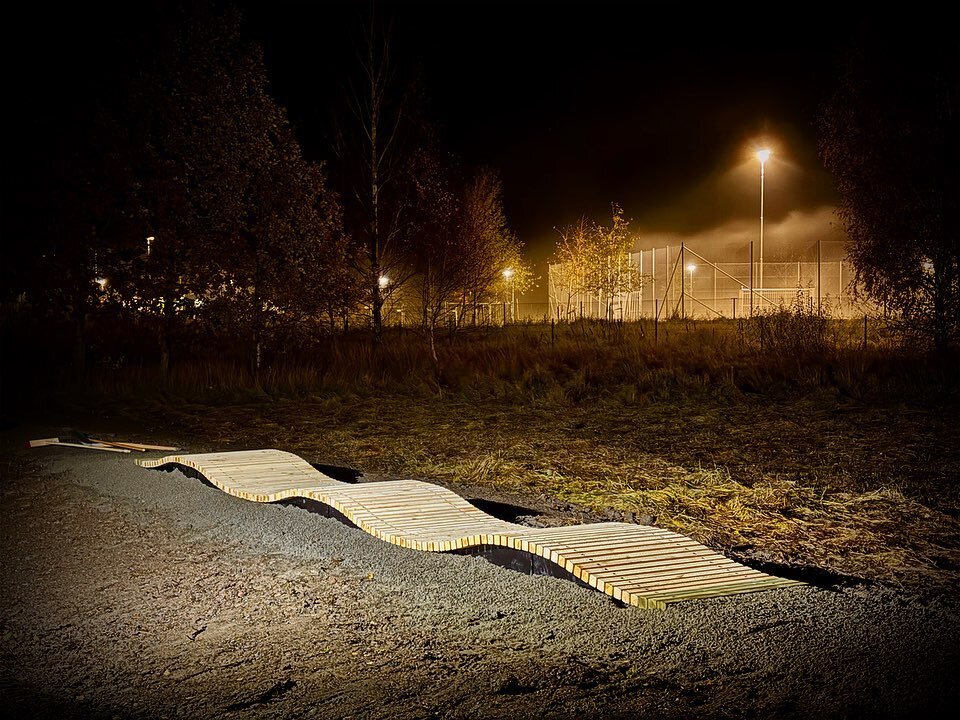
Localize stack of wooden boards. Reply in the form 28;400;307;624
29;435;178;453
139;449;803;609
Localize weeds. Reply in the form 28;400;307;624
9;317;959;592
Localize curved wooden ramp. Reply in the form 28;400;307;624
139;450;802;609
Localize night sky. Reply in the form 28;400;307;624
247;0;883;297
7;1;924;301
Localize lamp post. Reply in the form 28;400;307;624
377;275;390;321
686;264;696;317
502;268;515;322
755;148;771;299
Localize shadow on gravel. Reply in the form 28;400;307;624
465;498;542;522
275;496;359;528
736;555;868;590
309;463;362;483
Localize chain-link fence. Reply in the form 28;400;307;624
548;245;877;321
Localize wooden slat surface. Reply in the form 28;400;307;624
139;449;802;609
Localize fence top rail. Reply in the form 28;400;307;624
742;287;814;293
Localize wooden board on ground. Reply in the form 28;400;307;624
28;437;131;453
139;449;804;610
90;439;180;452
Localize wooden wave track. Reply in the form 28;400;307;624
138;449;802;609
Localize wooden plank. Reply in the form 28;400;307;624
33;439;131;453
538;536;705;562
622;568;773;594
90;440;181;451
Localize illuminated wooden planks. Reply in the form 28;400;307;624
138;450;803;608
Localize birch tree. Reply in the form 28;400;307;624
334;14;419;343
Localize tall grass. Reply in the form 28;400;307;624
52;314;954;406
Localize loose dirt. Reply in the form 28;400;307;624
2;440;958;719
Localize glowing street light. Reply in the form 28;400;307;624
378;275;390;289
755;148;772;294
686;264;696;313
146;236;154;256
502;268;515;322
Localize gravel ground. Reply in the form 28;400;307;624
1;439;959;719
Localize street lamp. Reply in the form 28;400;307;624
502;268;515;322
378;275;390;289
755;148;772;295
686;264;696;315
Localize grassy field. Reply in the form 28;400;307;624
26;317;960;592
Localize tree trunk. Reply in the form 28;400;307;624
72;312;86;381
250;241;265;383
933;267;948;351
428;314;442;398
371;271;383;343
159;294;174;381
369;36;382;346
252;296;263;384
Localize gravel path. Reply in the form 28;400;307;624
2;442;958;719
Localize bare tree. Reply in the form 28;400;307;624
458;169;532;321
554;205;642;319
554;218;594;319
334;12;418;343
411;163;529;356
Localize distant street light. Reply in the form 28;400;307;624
146;236;154;256
755;148;772;296
686;264;696;313
502;268;515;322
378;275;390;289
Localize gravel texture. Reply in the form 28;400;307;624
1;441;958;719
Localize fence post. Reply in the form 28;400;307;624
839;261;844;315
551;318;555;348
817;237;822;314
654;298;659;344
681;242;686;320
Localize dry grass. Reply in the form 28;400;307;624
102;386;960;593
20;317;960;593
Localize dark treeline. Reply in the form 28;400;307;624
1;2;529;393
